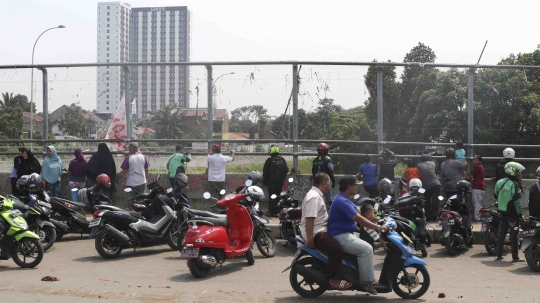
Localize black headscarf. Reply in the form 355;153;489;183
85;143;117;188
17;150;42;179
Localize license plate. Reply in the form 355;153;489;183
88;217;101;227
180;248;199;258
518;229;535;238
480;223;488;232
439;220;455;226
478;217;492;223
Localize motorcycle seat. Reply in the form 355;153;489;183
53;197;87;209
529;216;540;222
186;208;227;219
128;211;142;219
70;201;87;209
189;216;228;227
12;199;30;211
136;193;151;199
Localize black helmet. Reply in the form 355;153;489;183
174;173;189;189
379;178;395;196
445;147;455;159
27;173;42;193
456;180;471;192
249;170;263;185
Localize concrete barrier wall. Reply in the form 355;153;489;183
0;173;534;211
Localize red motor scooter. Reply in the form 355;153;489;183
180;180;258;278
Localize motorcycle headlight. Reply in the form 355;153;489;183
280;191;287;197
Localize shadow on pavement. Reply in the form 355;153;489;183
428;247;469;258
0;264;40;272
168;259;245;282
480;259;516;268
72;247;173;263
275;293;425;302
56;235;92;243
469;252;492;258
507;264;537;275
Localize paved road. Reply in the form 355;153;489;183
0;234;538;303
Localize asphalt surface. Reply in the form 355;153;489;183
1;233;539;303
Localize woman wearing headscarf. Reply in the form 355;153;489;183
17;149;42;179
68;148;88;202
40;145;68;197
85;143;117;196
10;147;26;195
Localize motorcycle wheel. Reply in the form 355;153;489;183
246;248;255;265
289;257;327;298
166;225;179;251
35;225;56;252
94;230;123;259
392;264;430;299
11;238;44;268
484;224;497;256
525;242;540;272
255;230;276;258
187;259;211;278
425;232;432;247
445;235;457;256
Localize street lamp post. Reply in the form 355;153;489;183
195;72;234;125
30;25;65;150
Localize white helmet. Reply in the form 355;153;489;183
246;186;265;202
408;178;422;190
503;148;515;159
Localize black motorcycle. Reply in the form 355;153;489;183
438;185;474;255
8;193;56;251
520;216;540;271
478;199;525;256
275;177;301;247
91;176;179;259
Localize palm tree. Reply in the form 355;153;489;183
0;92;16;114
149;104;187;139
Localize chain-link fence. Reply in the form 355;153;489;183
1;62;540;178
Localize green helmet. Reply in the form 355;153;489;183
504;161;525;176
269;145;280;154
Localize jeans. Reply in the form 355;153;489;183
424;185;441;220
46;181;61;198
496;216;520;260
208;181;227;213
334;232;375;282
11;177;20;196
472;189;485;220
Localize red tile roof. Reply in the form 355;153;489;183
177;108;228;118
223;132;259;140
22;112;43;121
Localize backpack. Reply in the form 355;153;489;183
268;156;288;182
312;155;330;176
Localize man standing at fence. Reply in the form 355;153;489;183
121;143;150;203
378;149;397;182
263;145;289;216
312;143;335;204
166;144;192;188
417;153;441;221
207;144;235;207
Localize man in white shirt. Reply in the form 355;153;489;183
300;172;352;290
120;143;150;203
207;144;235;202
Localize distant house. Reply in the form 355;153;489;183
22;112;43;136
176;108;229;139
48;105;105;138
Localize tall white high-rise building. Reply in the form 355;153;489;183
96;3;190;117
96;2;131;113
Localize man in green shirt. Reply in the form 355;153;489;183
166;144;192;188
494;161;525;262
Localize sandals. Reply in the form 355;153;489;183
360;281;379;295
329;279;353;290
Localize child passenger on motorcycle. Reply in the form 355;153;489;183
360;203;386;246
300;172;353;290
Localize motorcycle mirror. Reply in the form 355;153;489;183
418;188;426;194
383;197;391;204
374;203;380;211
438;196;444;201
203;192;211;199
245;179;253;187
219;189;226;195
71;188;78;192
353;194;360;199
271;194;277;199
124;188;132;193
288;177;294;182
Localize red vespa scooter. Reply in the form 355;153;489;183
180;180;261;278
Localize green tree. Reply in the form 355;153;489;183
0;93;35;114
229;105;269;139
58;104;89;137
149;104;187;139
0;106;24;139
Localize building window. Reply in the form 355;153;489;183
107;59;109;62
107;35;109;39
107;83;109;87
107;6;110;9
107;77;109;80
107;95;109;98
107;41;109;45
107;12;110;15
107;30;110;33
107;24;110;27
107;88;109;92
107;53;109;57
107;47;109;51
106;107;109;110
107;18;110;21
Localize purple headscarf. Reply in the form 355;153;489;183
69;148;87;179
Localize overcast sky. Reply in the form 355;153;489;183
0;0;538;116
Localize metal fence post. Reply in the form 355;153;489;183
38;67;48;152
123;66;132;140
377;66;383;152
292;65;299;172
468;68;474;171
206;65;213;147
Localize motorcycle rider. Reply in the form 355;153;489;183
312;143;335;205
494;162;525;262
377;149;397;182
300;172;352;290
263;145;288;216
328;175;389;295
527;167;540;218
492;148;515;182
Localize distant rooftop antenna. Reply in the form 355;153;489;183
476;40;488;66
